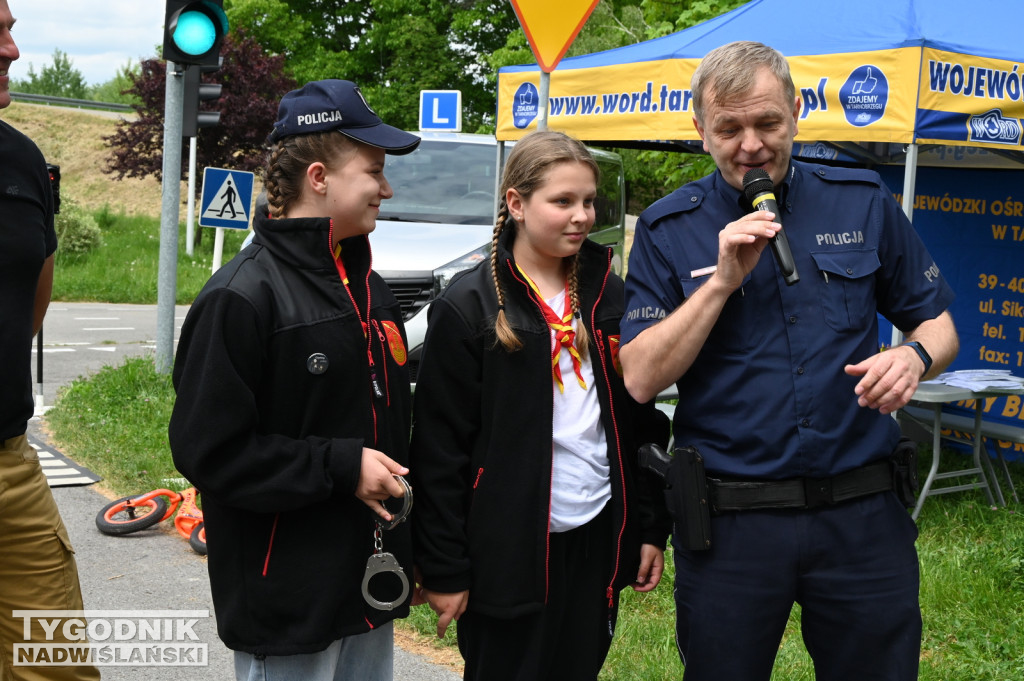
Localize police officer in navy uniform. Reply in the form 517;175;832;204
620;41;959;680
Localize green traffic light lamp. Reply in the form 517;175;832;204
164;1;228;67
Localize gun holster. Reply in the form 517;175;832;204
891;437;919;508
639;443;711;551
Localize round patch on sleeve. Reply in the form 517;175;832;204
382;321;407;366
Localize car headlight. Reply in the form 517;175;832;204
433;244;490;296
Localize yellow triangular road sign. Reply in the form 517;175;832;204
510;0;599;73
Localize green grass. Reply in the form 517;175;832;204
46;356;181;494
53;207;248;304
45;206;1024;678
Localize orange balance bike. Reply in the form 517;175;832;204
95;487;206;555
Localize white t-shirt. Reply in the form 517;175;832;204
546;289;611;532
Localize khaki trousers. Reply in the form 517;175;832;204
0;435;99;681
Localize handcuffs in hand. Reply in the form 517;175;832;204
361;475;413;611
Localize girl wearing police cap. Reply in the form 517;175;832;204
170;80;419;681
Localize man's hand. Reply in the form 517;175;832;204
844;345;924;415
632;544;664;593
356;448;409;522
422;589;469;638
714;210;781;290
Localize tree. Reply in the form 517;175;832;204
216;0;747;207
224;0;519;132
568;0;648;56
89;61;141;106
103;31;296;188
12;49;88;99
629;0;750;197
222;0;318;79
646;0;750;38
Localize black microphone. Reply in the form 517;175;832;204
742;168;799;285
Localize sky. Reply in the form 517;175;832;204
9;1;165;85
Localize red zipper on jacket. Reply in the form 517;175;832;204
596;326;627;608
262;513;280;577
371;320;391;406
505;259;554;603
330;223;380;440
592;249;628;610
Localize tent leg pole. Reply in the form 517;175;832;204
901;142;918;221
892;142;919;350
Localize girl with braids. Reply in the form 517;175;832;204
170;80;420;681
410;130;670;680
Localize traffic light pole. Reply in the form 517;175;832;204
159;1;228;371
186;136;197;256
157;62;185;374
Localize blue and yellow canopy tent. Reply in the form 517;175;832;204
497;0;1024;458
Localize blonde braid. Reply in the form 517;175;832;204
567;253;590;359
263;144;288;218
492;207;522;352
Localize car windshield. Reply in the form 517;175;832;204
380;141;498;225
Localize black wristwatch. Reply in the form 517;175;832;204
902;341;933;375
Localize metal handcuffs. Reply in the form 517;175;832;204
361;475;413;611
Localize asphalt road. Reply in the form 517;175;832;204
29;303;461;680
30;302;188;409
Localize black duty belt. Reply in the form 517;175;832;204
709;460;894;513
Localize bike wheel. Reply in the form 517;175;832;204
189;522;207;555
95;495;169;536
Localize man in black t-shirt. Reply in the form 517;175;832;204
0;2;99;678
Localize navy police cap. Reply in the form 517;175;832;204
268;79;420;155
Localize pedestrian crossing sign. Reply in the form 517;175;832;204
200;167;255;229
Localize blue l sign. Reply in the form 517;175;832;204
419;90;462;132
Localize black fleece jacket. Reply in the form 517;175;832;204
169;212;412;656
410;231;670;619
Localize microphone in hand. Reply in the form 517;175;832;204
742;168;799;285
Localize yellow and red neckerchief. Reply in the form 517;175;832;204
517;265;586;393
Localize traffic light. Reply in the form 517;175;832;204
182;62;223;137
163;1;228;67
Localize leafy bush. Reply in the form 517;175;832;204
55;196;102;255
55;198;101;254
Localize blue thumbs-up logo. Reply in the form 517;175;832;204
840;65;889;127
513;82;540;129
